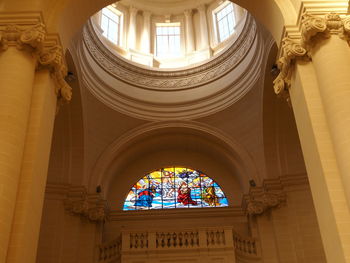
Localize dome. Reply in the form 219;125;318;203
81;1;264;120
90;0;247;70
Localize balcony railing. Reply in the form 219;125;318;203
97;227;261;263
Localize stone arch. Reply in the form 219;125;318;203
88;121;260;206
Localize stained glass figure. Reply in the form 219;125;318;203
123;167;229;210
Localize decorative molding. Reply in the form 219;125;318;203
63;185;109;222
0;14;72;102
83;14;256;91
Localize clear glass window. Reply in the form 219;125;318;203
156;24;181;58
101;7;121;44
215;3;235;42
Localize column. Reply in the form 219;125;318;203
290;59;350;263
184;9;195;54
141;11;151;54
6;68;57;262
0;16;71;263
197;5;209;51
0;23;43;262
128;6;138;50
273;13;350;262
304;15;350;206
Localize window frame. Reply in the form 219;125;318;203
154;22;182;58
100;6;123;45
212;2;236;44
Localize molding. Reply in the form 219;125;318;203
0;12;71;102
109;207;245;221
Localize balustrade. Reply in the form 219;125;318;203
96;227;261;262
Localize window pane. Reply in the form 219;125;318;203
101;7;121;44
156;24;181;58
215;3;235;43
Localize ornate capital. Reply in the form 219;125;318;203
0;23;45;51
184;9;193;18
273;37;307;96
242;187;286;216
0;15;72;103
64;186;108;223
301;13;350;47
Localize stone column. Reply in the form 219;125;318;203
0;16;71;263
302;14;350;206
197;5;210;51
184;9;195;53
128;6;138;50
273;13;350;263
141;11;151;54
0;23;44;262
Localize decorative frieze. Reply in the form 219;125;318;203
63;186;109;222
0;16;72;102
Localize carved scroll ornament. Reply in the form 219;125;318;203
273;38;307;96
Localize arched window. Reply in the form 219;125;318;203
123;167;228;210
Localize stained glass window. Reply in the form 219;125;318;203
123;167;229;210
215;3;235;42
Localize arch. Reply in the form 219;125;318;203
123;166;229;210
88;121;260;203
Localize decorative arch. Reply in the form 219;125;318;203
123;167;229;210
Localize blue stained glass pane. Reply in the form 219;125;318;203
123;167;229;210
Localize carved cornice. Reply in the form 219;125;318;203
63;186;109;222
83;14;256;91
242;183;287;216
0;14;72;102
